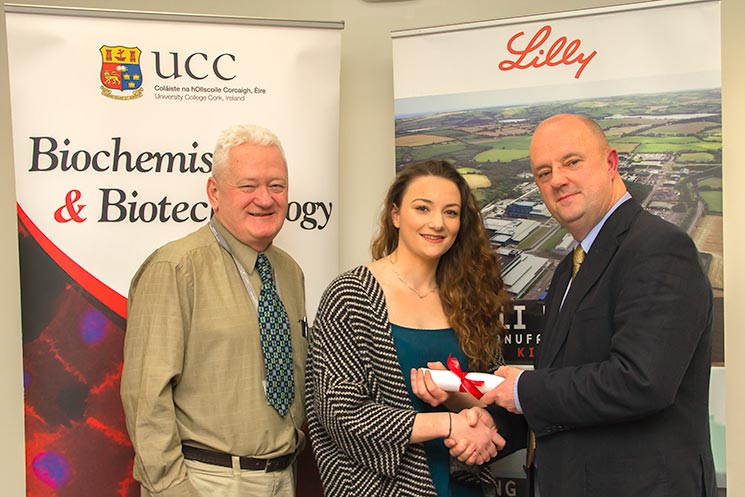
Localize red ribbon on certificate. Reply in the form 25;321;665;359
446;354;484;399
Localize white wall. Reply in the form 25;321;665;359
0;5;23;496
721;0;744;490
2;0;742;495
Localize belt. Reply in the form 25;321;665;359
182;445;294;472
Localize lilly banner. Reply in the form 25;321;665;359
5;6;341;496
393;0;724;493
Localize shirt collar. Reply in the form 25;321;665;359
211;217;269;273
578;192;632;253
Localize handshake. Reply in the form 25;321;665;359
445;406;505;466
411;361;517;466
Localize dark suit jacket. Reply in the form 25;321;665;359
519;198;717;497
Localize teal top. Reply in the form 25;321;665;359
391;324;482;497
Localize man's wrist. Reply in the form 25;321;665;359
513;370;526;414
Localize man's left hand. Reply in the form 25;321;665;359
479;366;522;414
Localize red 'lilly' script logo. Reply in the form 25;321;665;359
499;25;597;79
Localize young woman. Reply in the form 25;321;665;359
306;160;520;496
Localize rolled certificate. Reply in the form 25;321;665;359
423;368;504;395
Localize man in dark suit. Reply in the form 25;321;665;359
480;114;717;497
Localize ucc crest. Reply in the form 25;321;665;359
99;45;143;100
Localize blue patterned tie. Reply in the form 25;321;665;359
255;253;295;416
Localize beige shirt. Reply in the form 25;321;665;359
121;219;307;497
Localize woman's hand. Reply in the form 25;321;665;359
410;361;450;407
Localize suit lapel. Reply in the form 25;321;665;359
537;256;571;368
538;199;642;368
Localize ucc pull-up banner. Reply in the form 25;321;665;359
5;6;341;496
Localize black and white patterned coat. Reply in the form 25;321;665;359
305;266;506;497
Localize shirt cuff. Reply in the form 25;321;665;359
513;370;525;414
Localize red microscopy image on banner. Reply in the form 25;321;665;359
18;216;138;497
17;212;325;497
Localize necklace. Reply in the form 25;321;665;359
389;256;438;299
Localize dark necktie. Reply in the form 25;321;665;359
572;245;586;279
255;253;294;416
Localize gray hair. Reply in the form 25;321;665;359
211;124;287;178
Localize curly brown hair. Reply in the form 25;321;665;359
371;160;510;371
